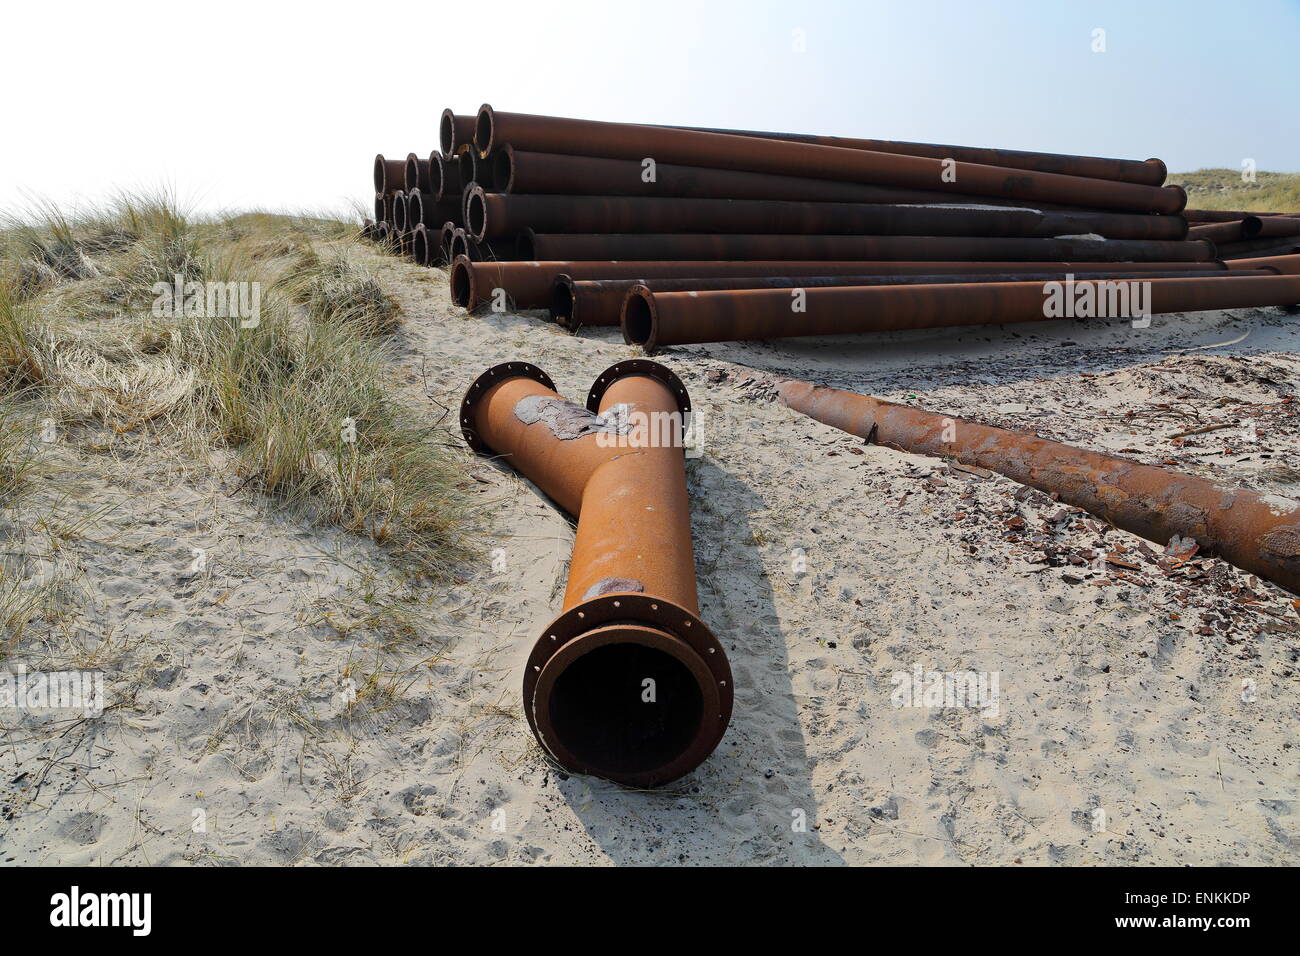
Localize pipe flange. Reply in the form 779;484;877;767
585;359;692;417
522;593;734;748
460;361;556;454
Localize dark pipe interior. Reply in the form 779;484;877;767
392;194;407;231
450;261;471;306
466;192;486;240
439;111;454;155
405;156;420;192
546;643;703;777
413;228;428;266
622;293;654;344
430;155;444;199
551;279;575;325
491;151;512;192
372;155;385;193
474;109;493;155
373;195;385;224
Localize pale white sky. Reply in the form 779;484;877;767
4;0;1297;220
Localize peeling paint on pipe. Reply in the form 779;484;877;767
460;361;731;786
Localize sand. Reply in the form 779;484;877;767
2;252;1298;866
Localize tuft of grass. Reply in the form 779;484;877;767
281;245;399;336
1170;169;1300;213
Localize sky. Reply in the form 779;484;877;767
3;0;1297;219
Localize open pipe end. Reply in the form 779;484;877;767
1242;216;1265;240
496;144;516;193
412;224;429;266
373;154;387;193
391;191;408;232
404;153;421;193
459;361;556;454
550;274;577;329
439;109;456;155
373;193;386;225
429;151;445;200
475;103;495;157
451;228;475;263
449;254;477;308
525;596;732;788
586;358;691;417
438;222;456;266
621;285;660;352
457;151;476;191
466;185;488;243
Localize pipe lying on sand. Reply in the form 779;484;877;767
621;273;1300;349
551;269;1266;330
373;154;406;194
460;360;731;787
776;379;1300;595
449;257;1230;311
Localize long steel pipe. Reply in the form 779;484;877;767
622;274;1300;349
450;257;1228;311
466;190;1187;242
776;380;1300;595
553;269;1265;330
411;223;433;267
474;106;1187;214
461;360;732;787
373;154;406;194
407;190;461;230
1224;254;1300;274
500;148;1100;210
524;233;1214;263
373;191;392;227
1189;219;1262;243
657;124;1168;186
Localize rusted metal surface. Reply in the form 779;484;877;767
457;151;476;196
466;189;1187;242
440;109;477;156
1224;254;1300;274
658;124;1168;186
623;274;1300;349
406;190;461;230
460;360;731;787
431;150;463;204
373;154;406;194
1216;238;1300;259
776;380;1300;595
436;221;457;266
1255;217;1300;239
1188;219;1262;243
500;147;1099;210
450;227;474;263
475;106;1186;214
553;269;1262;330
404;152;431;193
525;233;1214;263
1185;208;1278;222
450;257;1226;311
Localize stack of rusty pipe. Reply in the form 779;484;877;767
460;359;731;787
369;106;1298;348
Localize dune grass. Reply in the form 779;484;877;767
0;192;473;579
1169;169;1300;213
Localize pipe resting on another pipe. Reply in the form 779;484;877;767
461;360;732;787
776;380;1300;595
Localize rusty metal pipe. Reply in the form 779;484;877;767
1216;238;1300;258
435;221;456;266
776;380;1300;595
623;274;1300;349
431;151;463;204
440;110;476;156
411;223;432;266
475;106;1187;214
449;257;1227;311
406;190;461;230
390;190;408;233
526;233;1214;263
500;147;1102;210
373;192;392;227
373;154;406;194
1254;217;1300;239
467;189;1187;243
1188;219;1262;243
405;152;431;193
460;360;731;787
374;221;395;251
1224;254;1300;274
654;125;1168;186
553;269;1264;330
